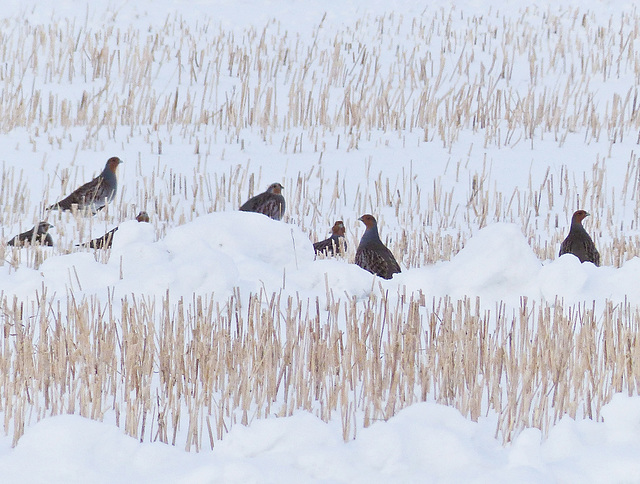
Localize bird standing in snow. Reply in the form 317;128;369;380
48;157;122;214
355;214;401;279
240;183;285;220
559;210;600;266
8;222;54;247
313;220;347;256
79;211;150;249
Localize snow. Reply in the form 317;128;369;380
7;214;630;310
5;397;640;483
0;0;639;481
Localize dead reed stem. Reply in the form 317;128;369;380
1;289;640;448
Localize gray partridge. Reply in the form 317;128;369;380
355;214;401;279
314;220;347;256
8;222;53;247
559;210;600;266
49;157;122;214
240;183;285;220
79;211;149;249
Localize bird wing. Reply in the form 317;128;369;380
313;237;334;255
8;227;52;247
314;236;337;255
356;245;401;279
50;175;112;211
6;230;29;246
239;193;264;212
84;227;118;249
240;193;284;220
559;234;600;266
314;236;346;256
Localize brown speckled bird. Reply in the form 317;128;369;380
240;183;285;220
79;211;150;249
559;210;600;266
8;222;53;247
355;214;401;279
313;220;347;256
48;157;122;214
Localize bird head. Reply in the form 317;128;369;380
267;183;284;195
358;214;377;229
37;221;53;233
572;210;590;224
106;157;123;173
136;211;150;223
332;220;346;236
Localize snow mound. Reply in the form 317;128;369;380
36;212;316;301
441;222;542;299
4;396;640;482
8;218;640;310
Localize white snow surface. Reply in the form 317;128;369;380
0;0;639;482
3;396;640;483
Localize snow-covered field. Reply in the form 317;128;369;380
1;0;640;481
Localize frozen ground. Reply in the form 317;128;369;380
0;0;639;482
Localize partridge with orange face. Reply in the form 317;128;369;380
313;220;347;256
240;183;285;220
355;214;401;279
559;210;600;266
49;157;122;214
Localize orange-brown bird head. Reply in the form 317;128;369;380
267;183;284;195
136;211;150;223
332;220;346;236
358;214;377;229
106;157;123;173
572;210;590;225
